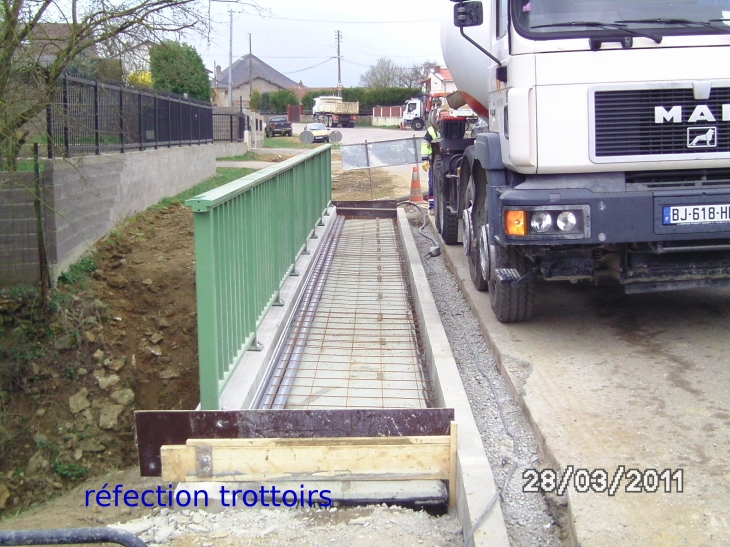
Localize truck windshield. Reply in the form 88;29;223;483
512;0;730;40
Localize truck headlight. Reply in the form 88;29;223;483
530;211;552;233
503;205;590;239
557;211;577;232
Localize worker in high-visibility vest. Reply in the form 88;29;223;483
421;122;440;211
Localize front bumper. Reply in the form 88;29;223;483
495;186;730;245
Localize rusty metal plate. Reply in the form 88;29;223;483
333;200;398;219
136;408;454;476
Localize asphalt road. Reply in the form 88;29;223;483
440;241;730;547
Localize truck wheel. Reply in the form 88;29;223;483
434;156;458;244
488;245;535;323
462;175;488;291
326;116;332;128
412;118;425;131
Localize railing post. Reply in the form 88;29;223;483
94;81;100;154
138;92;143;151
191;209;220;410
62;73;70;158
229;114;233;142
119;88;125;154
154;94;159;149
46;102;54;159
168;98;172;148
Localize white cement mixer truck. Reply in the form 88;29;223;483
433;0;730;322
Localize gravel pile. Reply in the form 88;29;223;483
407;211;568;547
110;504;462;547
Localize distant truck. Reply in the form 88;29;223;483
312;96;358;128
401;95;476;131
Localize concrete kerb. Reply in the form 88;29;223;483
218;205;336;410
433;227;579;547
396;209;510;547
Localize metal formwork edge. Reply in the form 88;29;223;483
395;209;511;547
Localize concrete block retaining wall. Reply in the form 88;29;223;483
0;140;249;286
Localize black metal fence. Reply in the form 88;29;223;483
46;73;214;158
213;113;249;142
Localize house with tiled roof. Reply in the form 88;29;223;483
421;66;457;97
212;54;307;107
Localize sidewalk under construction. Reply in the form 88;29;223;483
135;198;511;547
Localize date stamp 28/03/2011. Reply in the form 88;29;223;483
522;466;684;496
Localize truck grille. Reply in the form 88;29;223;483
594;87;730;157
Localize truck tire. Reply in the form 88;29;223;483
462;173;488;291
326;116;332;128
488;245;535;323
412;118;425;131
434;156;458;244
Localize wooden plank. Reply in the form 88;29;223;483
161;435;451;483
136;408;455;476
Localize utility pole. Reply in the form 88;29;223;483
249;33;253;109
336;30;342;97
228;10;233;107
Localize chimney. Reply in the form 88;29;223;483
216;64;221;77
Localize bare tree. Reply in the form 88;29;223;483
358;57;402;89
0;0;259;170
358;57;440;90
395;61;440;89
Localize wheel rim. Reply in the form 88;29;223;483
462;205;472;256
479;225;490;281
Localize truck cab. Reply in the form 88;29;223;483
436;0;730;322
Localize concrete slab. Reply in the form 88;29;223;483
438;234;730;547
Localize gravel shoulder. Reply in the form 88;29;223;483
406;211;569;547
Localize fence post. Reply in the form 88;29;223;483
154;94;159;149
168;98;172;148
178;99;182;146
119;88;125;154
229;114;233;142
46;103;54;159
62;73;70;158
32;144;49;308
138;92;143;151
94;81;100;155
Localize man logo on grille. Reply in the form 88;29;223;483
687;127;717;148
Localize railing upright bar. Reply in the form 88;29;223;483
191;208;220;410
93;81;100;155
62;73;70;158
119;88;125;154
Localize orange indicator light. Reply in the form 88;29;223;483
504;210;527;236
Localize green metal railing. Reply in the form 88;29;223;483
186;145;332;409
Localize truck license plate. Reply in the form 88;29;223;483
662;204;730;226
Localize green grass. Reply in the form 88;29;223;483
218;151;264;162
58;256;96;286
263;136;317;149
154;167;256;209
0;159;46;173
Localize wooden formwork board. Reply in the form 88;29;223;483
136;408;455;477
161;423;458;506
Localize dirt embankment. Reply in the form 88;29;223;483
1;202;199;516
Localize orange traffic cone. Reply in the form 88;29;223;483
409;166;425;203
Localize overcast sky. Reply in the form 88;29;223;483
187;0;449;88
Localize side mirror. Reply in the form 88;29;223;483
453;1;483;27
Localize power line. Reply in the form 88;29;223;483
255;15;439;24
284;57;336;74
